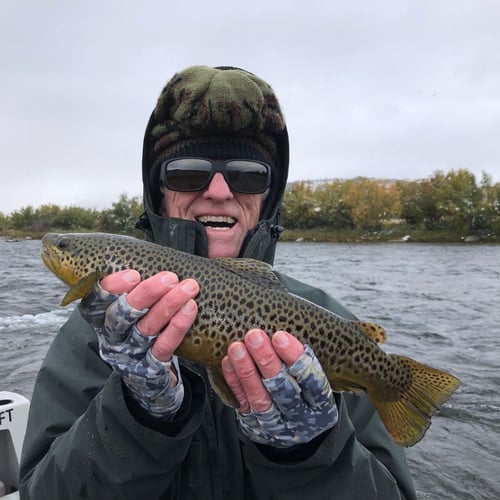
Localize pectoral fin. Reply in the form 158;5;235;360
61;271;105;306
206;367;239;408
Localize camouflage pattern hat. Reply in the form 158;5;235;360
142;65;289;220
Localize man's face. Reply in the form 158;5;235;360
160;172;266;258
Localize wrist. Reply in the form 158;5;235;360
255;429;331;463
123;377;192;434
122;353;185;420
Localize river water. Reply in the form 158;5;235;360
0;238;498;499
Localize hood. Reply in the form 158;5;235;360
137;66;290;264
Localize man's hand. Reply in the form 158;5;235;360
221;329;338;448
79;269;199;419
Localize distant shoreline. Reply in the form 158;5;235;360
278;228;496;244
1;228;497;244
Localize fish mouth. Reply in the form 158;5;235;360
196;215;237;230
41;242;59;276
40;233;68;281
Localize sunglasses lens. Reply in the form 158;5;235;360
164;159;212;191
226;160;270;194
162;158;271;194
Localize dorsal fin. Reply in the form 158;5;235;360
215;257;286;291
355;321;387;344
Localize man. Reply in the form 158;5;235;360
20;66;416;499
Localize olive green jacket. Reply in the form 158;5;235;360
20;272;416;500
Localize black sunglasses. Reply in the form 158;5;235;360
159;157;272;195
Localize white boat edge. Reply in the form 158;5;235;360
1;493;19;500
0;391;30;500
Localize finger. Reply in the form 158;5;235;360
288;345;334;409
221;356;250;414
271;331;305;365
261;366;304;414
145;349;180;387
79;281;122;328
126;271;180;310
151;299;198;362
136;279;199;335
227;341;272;413
101;294;149;343
243;329;283;379
100;269;141;295
236;405;282;446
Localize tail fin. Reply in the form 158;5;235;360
368;355;461;447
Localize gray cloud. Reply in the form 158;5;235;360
1;0;499;213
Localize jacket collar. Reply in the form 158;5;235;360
136;208;282;264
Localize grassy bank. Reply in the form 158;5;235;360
279;226;496;243
1;227;496;244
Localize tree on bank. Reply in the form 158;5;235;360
1;170;499;240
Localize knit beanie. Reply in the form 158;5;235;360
143;65;288;214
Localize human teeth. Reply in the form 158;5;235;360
197;216;236;225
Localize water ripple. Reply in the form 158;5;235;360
1;239;499;499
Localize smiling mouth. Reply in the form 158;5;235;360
196;215;237;230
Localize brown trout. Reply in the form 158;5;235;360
41;232;460;446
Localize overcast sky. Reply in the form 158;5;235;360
1;0;499;214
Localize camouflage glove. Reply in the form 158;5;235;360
237;345;338;448
79;282;184;420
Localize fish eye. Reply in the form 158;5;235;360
57;237;70;250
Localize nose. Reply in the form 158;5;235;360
203;172;234;201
